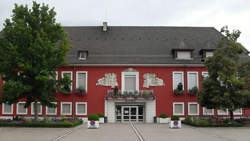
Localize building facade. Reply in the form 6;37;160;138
0;24;250;122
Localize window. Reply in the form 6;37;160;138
76;102;87;115
122;72;139;92
176;51;192;60
173;102;184;115
173;72;184;90
61;71;73;91
31;102;42;115
2;103;13;114
61;102;72;115
187;72;198;90
217;109;228;115
188;102;199;115
203;107;214;115
78;51;88;60
205;51;214;57
76;71;87;92
17;102;27;115
46;102;57;115
202;72;209;79
233;109;242;115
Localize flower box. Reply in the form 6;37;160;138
159;118;170;123
169;120;181;128
88;120;99;129
99;117;105;124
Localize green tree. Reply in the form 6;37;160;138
198;26;250;120
0;2;72;120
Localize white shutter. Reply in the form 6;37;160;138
62;104;71;115
18;103;27;114
47;107;56;114
77;73;86;89
189;104;198;115
77;104;86;114
3;103;12;114
188;72;198;90
173;72;183;89
177;51;191;59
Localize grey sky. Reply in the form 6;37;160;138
0;0;249;51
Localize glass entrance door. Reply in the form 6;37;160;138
122;106;138;122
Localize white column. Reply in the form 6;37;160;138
145;100;156;123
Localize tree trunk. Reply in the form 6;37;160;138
229;109;234;120
34;101;38;121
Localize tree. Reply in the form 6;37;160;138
0;2;71;120
198;26;250;120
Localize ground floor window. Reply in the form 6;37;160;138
217;109;228;115
173;102;184;115
2;103;13;114
46;102;57;115
233;109;242;115
188;102;199;115
31;102;42;115
61;102;72;115
203;107;214;115
17;102;27;115
76;102;87;115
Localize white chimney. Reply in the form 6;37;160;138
103;21;108;32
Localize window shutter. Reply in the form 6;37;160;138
188;73;197;90
173;73;183;89
125;75;136;91
4;104;12;113
189;104;198;114
175;104;183;114
77;73;86;89
63;104;71;114
77;104;86;114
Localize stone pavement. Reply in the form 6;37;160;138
1;123;250;141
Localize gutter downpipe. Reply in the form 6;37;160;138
184;65;188;118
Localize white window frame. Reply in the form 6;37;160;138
79;51;87;60
75;102;87;115
187;72;199;90
61;102;72;115
233;108;242;115
17;102;28;115
31;102;42;115
217;109;228;115
188;102;199;115
121;71;139;92
76;71;88;92
56;71;58;80
203;107;214;115
61;71;73;91
172;72;184;90
173;102;184;116
202;72;209;79
2;103;13;115
176;51;192;60
46;102;57;115
205;51;214;58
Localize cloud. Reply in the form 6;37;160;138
0;0;249;51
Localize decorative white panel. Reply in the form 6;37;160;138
96;73;118;88
143;73;164;88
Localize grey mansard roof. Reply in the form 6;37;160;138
64;26;226;66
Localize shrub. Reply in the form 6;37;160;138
171;115;180;121
88;114;99;121
173;83;184;95
98;113;104;118
199;120;211;126
159;113;168;118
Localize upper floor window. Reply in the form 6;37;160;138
173;72;184;90
187;72;198;90
122;71;139;92
76;71;88;92
78;51;88;60
176;51;192;60
61;71;73;91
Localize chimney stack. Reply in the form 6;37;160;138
103;21;108;32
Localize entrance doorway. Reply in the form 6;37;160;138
116;105;144;122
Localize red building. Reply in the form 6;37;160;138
1;23;250;122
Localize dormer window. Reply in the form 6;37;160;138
172;49;193;60
205;51;213;58
78;51;88;60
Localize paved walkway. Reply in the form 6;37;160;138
1;123;250;141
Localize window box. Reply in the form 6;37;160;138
188;86;199;96
173;83;184;96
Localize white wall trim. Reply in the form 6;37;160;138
61;71;73;90
31;102;42;115
217;109;229;115
233;108;243;115
203;107;214;115
2;103;13;115
187;71;199;90
172;71;184;90
17;102;27;115
188;102;199;115
75;102;87;115
76;71;88;92
61;102;72;115
121;71;139;92
173;102;184;116
46;102;57;115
